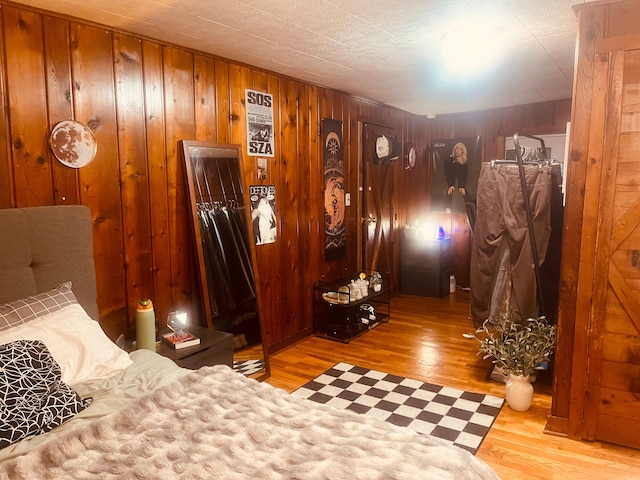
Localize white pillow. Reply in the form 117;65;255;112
0;303;132;385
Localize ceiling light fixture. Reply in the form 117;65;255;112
441;17;503;76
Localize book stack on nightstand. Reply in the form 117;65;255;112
162;331;201;349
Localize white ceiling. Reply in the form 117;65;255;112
9;0;585;115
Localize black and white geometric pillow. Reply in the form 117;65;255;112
0;339;92;449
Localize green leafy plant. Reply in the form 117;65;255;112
370;271;382;285
464;316;557;377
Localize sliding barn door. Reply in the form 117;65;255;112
361;123;396;286
576;42;640;449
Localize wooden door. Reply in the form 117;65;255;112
362;123;396;286
578;43;640;449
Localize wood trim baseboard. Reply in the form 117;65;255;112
266;327;313;356
544;414;569;437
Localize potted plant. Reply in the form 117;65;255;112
464;315;557;411
370;271;383;292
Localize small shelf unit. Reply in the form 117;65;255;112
313;273;390;343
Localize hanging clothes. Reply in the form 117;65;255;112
196;203;257;330
538;163;564;326
198;205;234;316
228;207;256;288
470;162;553;328
212;207;255;303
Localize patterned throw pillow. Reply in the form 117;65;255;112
0;339;92;449
0;282;78;332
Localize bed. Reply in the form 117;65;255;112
0;205;500;479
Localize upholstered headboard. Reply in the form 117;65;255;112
0;205;99;321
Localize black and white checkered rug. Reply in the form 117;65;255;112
233;359;265;376
292;362;504;454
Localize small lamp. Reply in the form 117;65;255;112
167;311;188;335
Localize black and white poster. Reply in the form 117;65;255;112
431;137;482;213
250;185;277;245
245;89;274;157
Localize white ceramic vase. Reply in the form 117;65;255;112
505;374;534;411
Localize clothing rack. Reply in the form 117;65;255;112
490;132;548;318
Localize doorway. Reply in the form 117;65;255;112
361;122;398;289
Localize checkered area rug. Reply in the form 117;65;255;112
292;362;504;454
233;359;265;376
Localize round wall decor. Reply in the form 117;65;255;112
49;120;97;168
405;143;417;171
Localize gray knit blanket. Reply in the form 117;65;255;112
1;365;499;479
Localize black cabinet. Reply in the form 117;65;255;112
313;274;390;343
399;233;452;298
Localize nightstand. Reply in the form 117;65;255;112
158;325;233;369
129;325;234;370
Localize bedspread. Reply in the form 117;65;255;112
0;365;500;480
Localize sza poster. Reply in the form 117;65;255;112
245;89;274;157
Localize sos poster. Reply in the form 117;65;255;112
245;89;274;157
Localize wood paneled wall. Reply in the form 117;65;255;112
546;0;640;447
0;2;571;352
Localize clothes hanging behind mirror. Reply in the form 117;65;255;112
196;202;260;343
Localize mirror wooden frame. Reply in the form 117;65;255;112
180;140;270;381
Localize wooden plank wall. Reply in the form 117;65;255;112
0;3;571;352
548;0;640;444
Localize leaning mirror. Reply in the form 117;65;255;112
180;140;269;381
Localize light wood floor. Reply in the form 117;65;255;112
266;291;640;480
